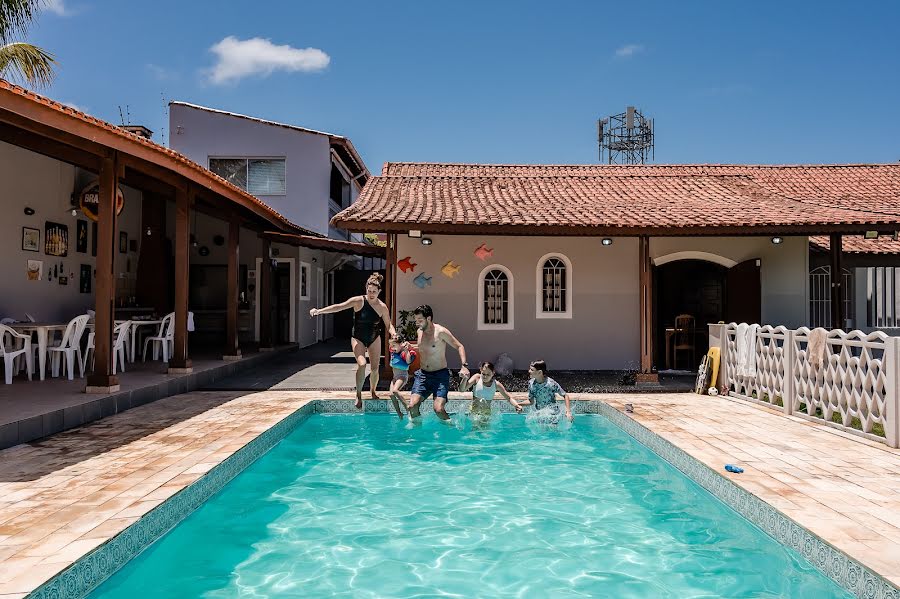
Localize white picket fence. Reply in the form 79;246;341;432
718;323;899;447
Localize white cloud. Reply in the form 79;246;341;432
614;44;644;58
146;63;175;81
60;100;85;112
206;36;330;85
44;0;70;16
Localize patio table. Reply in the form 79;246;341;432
117;319;162;363
8;322;69;381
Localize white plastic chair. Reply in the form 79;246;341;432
47;314;90;380
143;312;175;363
0;324;33;384
83;321;131;375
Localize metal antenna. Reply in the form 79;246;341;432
598;106;655;164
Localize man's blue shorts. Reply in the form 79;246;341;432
410;368;451;400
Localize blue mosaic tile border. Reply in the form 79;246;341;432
595;401;899;599
27;401;317;599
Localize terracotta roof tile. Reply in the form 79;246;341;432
336;162;900;235
810;235;900;254
0;80;317;236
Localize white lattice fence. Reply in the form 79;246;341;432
723;324;790;409
719;323;900;447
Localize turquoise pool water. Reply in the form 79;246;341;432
90;413;849;598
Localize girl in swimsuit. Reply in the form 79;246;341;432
460;361;522;424
310;273;396;409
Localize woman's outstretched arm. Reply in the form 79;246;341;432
310;296;360;317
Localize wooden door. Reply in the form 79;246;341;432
726;259;761;324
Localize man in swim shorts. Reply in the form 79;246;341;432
406;305;469;421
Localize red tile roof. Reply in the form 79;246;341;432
810;235;900;254
0;80;315;235
333;162;900;236
264;232;385;257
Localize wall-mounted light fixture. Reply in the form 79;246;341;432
24;207;35;216
421;237;433;246
408;230;422;238
864;230;879;240
601;238;613;246
145;226;152;237
771;236;784;245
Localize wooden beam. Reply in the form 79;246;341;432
169;187;193;372
259;236;273;349
86;153;120;392
0;121;102;171
638;235;658;383
830;233;844;328
380;234;397;378
224;218;241;359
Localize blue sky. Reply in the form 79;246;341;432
26;0;900;171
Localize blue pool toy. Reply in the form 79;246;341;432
725;464;744;474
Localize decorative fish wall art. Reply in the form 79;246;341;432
441;261;461;278
413;273;432;289
474;243;493;261
398;257;417;273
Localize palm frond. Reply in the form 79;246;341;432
0;0;43;45
0;41;56;87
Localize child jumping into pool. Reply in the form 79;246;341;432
460;361;522;423
519;360;573;422
388;335;416;419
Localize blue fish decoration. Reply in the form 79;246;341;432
413;273;432;289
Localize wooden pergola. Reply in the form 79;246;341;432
1;81;370;392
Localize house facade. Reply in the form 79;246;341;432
333;163;900;376
169;102;379;348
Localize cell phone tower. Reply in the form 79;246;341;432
598;106;654;164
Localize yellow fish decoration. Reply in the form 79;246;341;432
441;261;461;278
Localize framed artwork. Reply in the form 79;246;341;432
26;259;43;281
22;227;40;252
76;220;88;253
91;222;97;257
44;222;68;257
80;264;91;293
58;276;68;286
119;231;128;254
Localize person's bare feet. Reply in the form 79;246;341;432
355;389;363;410
370;391;380;400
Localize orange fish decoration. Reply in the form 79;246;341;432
397;257;417;273
474;243;493;261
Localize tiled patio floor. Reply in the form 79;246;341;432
0;389;898;597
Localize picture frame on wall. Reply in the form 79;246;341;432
76;220;88;253
119;231;127;254
44;222;68;257
22;227;39;252
80;264;91;293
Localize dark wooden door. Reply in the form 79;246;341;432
726;259;761;324
273;263;291;344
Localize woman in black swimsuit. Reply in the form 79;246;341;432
310;273;396;409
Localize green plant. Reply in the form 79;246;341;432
1;0;57;88
397;310;419;343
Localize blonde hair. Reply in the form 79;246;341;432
366;273;384;289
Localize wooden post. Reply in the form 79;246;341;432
381;233;396;379
168;186;192;372
224;218;242;360
86;153;120;392
830;233;844;329
636;235;659;385
259;236;274;350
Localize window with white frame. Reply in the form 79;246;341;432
536;253;572;318
209;158;286;195
478;265;513;330
299;261;311;300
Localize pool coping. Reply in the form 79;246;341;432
25;398;900;599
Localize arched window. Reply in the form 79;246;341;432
536;253;573;318
478;265;514;330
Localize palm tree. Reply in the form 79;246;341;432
0;0;56;87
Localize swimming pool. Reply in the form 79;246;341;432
87;412;849;598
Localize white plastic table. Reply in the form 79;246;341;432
8;322;68;381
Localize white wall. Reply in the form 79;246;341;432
0;141;143;322
169;104;333;236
